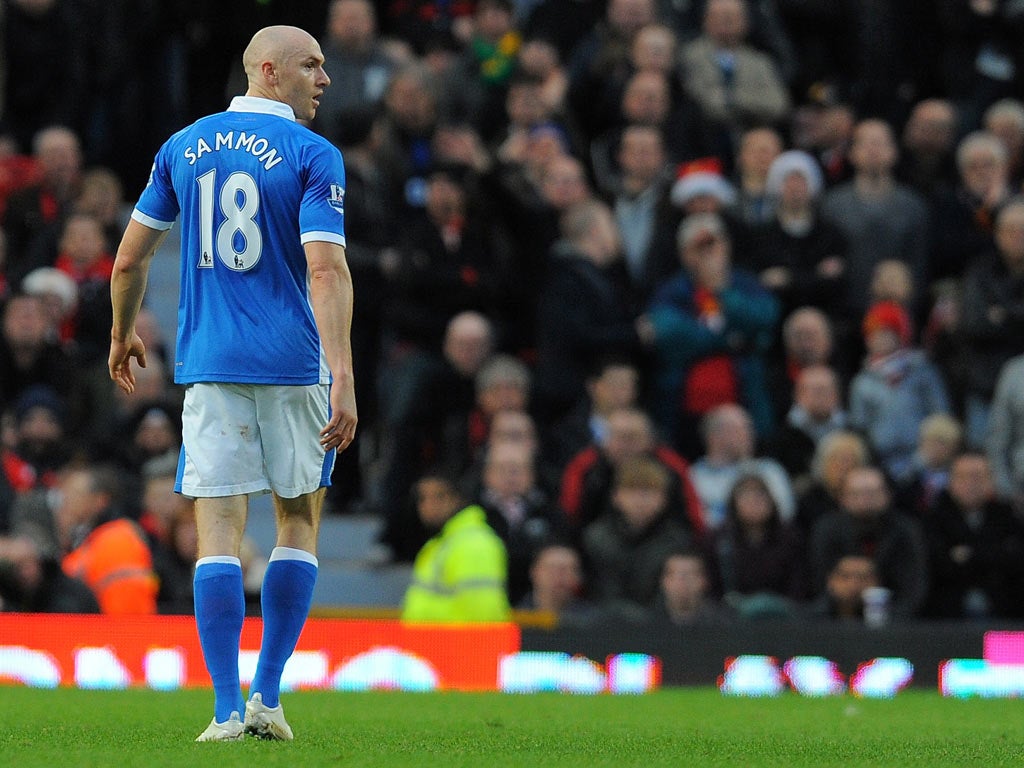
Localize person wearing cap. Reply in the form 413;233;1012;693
848;300;951;480
645;210;780;449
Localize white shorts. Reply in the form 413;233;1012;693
176;382;335;499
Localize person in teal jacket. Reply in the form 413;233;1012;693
645;211;780;453
401;474;511;623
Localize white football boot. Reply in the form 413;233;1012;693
195;711;244;742
243;693;294;741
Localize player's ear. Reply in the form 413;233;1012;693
261;60;278;84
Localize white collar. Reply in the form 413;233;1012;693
227;96;296;122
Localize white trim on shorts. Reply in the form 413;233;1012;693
176;382;335;499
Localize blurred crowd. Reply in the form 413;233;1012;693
4;0;1024;626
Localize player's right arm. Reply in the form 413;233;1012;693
109;219;168;394
305;239;357;452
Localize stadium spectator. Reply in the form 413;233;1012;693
960;198;1024;449
794;430;872;538
589;70;691;195
151;499;200;615
893;414;963;518
379;160;506;357
533;199;647;422
648;548;733;626
678;0;790;168
808;466;929;619
848;301;951;481
313;0;398;143
547;355;640;471
20;266;78;347
473;440;565;603
492;71;572;168
135;453;192;547
731;127;783;227
748;150;848;325
2;126;83;284
51;212;115;364
402;473;511;622
515;39;569;116
108;27;358;742
712;470;807;619
461;407;560;499
0;534;99;613
566;0;657;141
803;553;880;623
558;405;705;537
605;126;676;305
922;452;1024;620
376;311;496;561
986;353;1024;507
645;212;780;447
73;167;129;255
47;464;158;615
582;455;693;611
820;119;930;319
767;365;848;488
868;259;915;312
765;307;844;421
448;0;522;136
375;62;442;213
983;98;1024;187
931;131;1012;284
897;98;959;200
439;354;532;481
518;541;602;626
803;98;856;188
1;385;73;495
686;403;794;532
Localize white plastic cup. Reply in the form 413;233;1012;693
862;586;892;628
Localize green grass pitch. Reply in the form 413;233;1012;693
0;686;1020;767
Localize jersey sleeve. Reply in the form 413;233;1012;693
299;142;346;247
132;142;179;230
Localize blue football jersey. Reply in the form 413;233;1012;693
132;96;347;385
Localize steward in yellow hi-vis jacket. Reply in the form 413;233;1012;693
402;505;511;623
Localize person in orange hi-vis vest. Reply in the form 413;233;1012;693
55;463;158;614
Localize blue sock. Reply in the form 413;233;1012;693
194;557;246;722
250;547;318;708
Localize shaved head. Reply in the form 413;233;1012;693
243;26;317;82
241;25;330;122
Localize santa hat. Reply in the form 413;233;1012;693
670;157;736;207
862;301;912;346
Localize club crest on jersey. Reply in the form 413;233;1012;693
328;184;345;214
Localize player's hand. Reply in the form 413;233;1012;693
320;375;357;452
108;334;148;394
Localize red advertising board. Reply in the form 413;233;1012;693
0;614;521;691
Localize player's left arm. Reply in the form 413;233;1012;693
306;240;357;452
109;218;168;394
